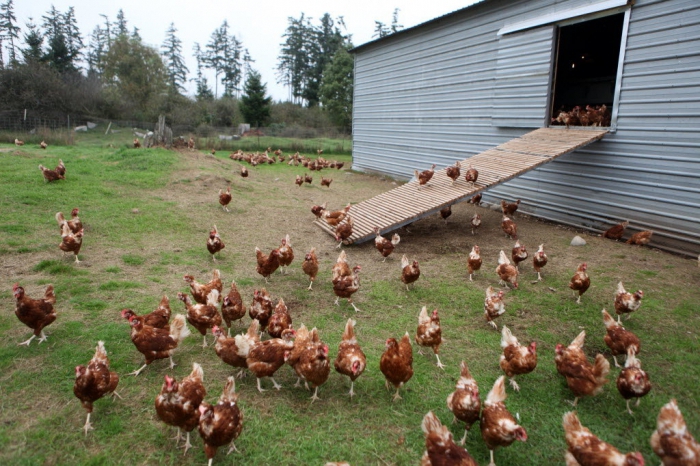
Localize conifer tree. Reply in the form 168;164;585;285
239;70;272;127
161;22;188;94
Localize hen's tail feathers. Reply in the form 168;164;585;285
459;361;473;380
421;411;450;442
562;411;583;436
656;399;687;435
486;376;507;405
570;330;586;349
170;314;191;343
401;254;409;269
93;341;108;363
212;269;221;280
418;306;430;324
601;309;616;329
500;325;518;348
342;319;356;343
55;211;66;225
44;284;56;304
220;376;237;403
246;319;261;340
616;281;626;295
593;354;611;385
190;362;204;381
498;250;510;266
625;348;640;368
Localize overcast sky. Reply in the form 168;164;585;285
14;0;479;101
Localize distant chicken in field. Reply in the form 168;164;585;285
321;177;332;187
467;245;482;281
294;336;331;402
380;332;414;401
240;167;248;177
415;164;436;189
277;234;294;274
501;215;517;240
255;247;280;282
40;140;47;149
39;164;65;182
480;376;528;466
323;203;351;227
267;298;292;339
155;363;205;453
334;216;354;247
126;314;190;376
311;202;327;218
188;137;195;149
373;227;400;262
602;309;640;368
133;138;141;148
499;326;537;392
532;244;548;281
59;223;83;263
421;411;478;466
464;164;478;186
15;138;24;146
469;192;482;205
246;329;296;392
563;411;644;466
74;341;121;435
332;250;362;312
220;281;246;335
120;295;171;330
334;319;366;398
501;199;520;216
650;399;700;465
302;247;319;290
447;361;481;445
218;186;232;212
555;331;610;406
496;250;518;289
627;230;653;246
295;175;303;187
439;205;452;224
471;213;481;235
207;226;225;261
603;220;628;240
198;377;243;466
569;263;590;304
178;290;222;347
56;208;82;234
614;282;643;322
445;161;461;185
55;159;66;177
304;173;313;184
401;255;421;291
249;288;273;331
184;270;223;305
13;283;56;347
616;348;651;415
415;307;444;369
212;320;260;378
484;286;506;330
511;240;528;271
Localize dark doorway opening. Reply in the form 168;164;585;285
550;13;624;127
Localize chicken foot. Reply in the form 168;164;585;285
348;381;356;398
226;441;240;455
508;377;520;392
434;354;445;369
171;426;184;445
128;363;149;376
310;386;321;403
169;355;177;369
83;412;93;435
459;428;469;445
392;385;403;402
612;355;621;368
183;432;193;455
18;334;38;346
307;280;314;290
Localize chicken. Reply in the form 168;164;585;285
569;263;590;304
311;202;327;218
616;348;651;415
496;250;519;289
447;361;481;445
246;328;296;392
73;341;121;435
471;213;481;235
184;270;223;305
277;234;294;274
321;177;332;187
267;298;292;339
39;164;64;182
555;331;610;406
240;166;248;177
401;254;421;291
155;363;206;453
602;309;641;368
373;227;400;262
334;216;354;247
55;159;66;177
334;319;366;398
212;320;260;377
445;161;461;185
464;165;478;185
249;288;273;331
126;314;190;376
439;205;452;224
333;264;362;312
59;223;83;263
379;332;414;401
603;221;628;240
295;175;303;187
484;286;506;330
501;199;520;216
501;215;517;240
133;137;141;148
302;247;319;290
414;164;436;188
255;246;280;282
480;376;528;466
627;230;653;246
511;240;528;271
532;244;548;281
56;208;82;234
614;282;643;322
15;138;24;146
563;411;644;466
551;109;579;128
198;377;243;466
120;295;171;330
323;203;351;226
304;173;313;184
13;283;57;346
295;339;331;402
499;326;537;392
177;290;222;348
650;399;700;465
415;306;444;369
218;186;232;212
466;245;482;281
188;136;195;149
207;225;225;261
220;281;245;335
420;411;478;466
469;192;482;205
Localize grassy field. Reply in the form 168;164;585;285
0;132;699;465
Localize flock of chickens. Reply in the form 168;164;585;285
11;142;697;466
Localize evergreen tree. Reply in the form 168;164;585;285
86;24;108;77
62;7;84;65
115;9;128;36
277;14;312;104
193;42;213;101
99;14;112;47
41;5;82;72
390;8;403;33
0;0;20;66
239;70;271;127
21;18;43;64
161;22;188;94
320;44;354;129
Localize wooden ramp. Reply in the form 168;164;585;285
316;127;608;245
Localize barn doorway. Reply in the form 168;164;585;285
550;12;625;127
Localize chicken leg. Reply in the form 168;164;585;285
392;385;402;402
310;386;321;403
348;381;356;398
509;377;520;392
83;412;93;435
488;449;496;466
434;354;445;369
307;280;313;290
459;429;469;445
18;334;37;346
183;431;193;454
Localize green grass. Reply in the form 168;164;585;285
0;131;698;465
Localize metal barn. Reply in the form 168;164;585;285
350;0;700;256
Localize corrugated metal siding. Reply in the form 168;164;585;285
351;0;700;256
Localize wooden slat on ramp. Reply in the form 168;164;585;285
316;127;608;245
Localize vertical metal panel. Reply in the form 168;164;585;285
351;0;700;255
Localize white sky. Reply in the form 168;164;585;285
14;0;478;101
